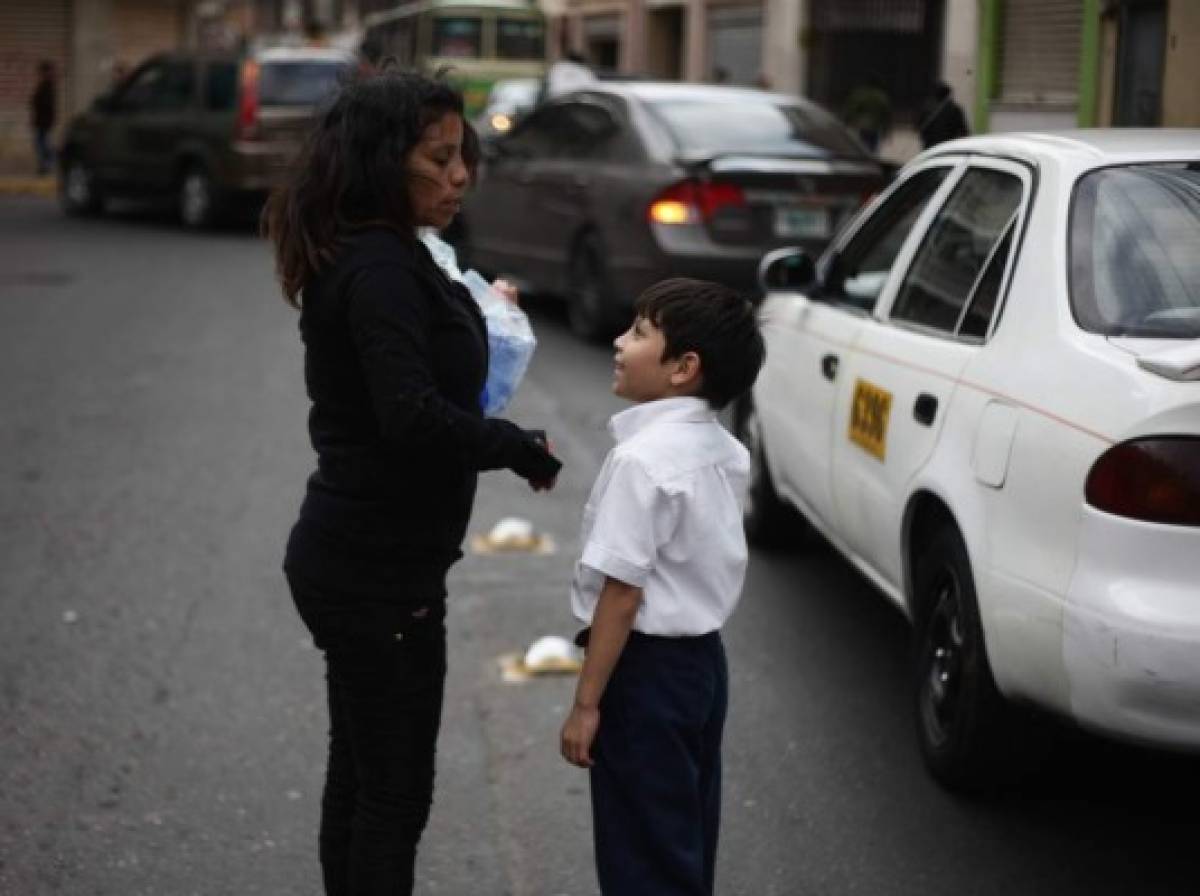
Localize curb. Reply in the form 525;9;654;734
0;176;57;198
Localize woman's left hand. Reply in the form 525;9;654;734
492;278;519;305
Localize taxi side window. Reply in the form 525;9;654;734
891;168;1023;334
821;167;949;312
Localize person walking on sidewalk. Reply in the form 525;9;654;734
30;60;57;176
263;71;562;896
560;278;765;896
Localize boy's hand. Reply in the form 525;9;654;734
560;704;599;768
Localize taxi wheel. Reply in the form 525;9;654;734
912;525;1007;792
567;233;619;343
735;402;795;548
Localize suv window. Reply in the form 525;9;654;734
820;167;950;312
204;61;238;111
118;63;166;110
117;60;194;111
891;167;1023;334
1071;164;1200;338
258;61;346;107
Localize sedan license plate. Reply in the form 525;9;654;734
775;205;830;239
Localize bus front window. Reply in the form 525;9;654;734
497;19;545;60
433;18;482;59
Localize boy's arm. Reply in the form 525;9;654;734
560;575;643;768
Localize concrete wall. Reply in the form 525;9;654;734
941;0;977;125
762;0;803;94
1162;0;1200;126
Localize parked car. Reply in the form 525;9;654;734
457;82;885;339
59;46;353;227
474;77;540;140
740;130;1200;790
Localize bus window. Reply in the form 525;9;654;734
497;19;545;60
433;18;482;59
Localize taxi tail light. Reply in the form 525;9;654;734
235;61;260;141
649;180;745;225
1085;437;1200;526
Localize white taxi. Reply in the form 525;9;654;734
739;131;1200;790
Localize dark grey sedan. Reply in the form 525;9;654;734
457;81;886;339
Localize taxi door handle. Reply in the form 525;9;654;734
821;354;839;381
914;393;938;426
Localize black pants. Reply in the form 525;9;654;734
287;572;447;896
590;630;728;896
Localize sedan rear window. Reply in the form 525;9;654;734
258;61;347;106
1071;164;1200;338
647;97;865;159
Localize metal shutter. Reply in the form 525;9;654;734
999;0;1082;104
0;0;70;166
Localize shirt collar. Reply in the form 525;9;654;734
608;397;715;443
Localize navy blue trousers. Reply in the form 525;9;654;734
590;630;728;896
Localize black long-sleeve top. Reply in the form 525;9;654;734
283;228;558;600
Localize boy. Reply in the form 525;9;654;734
560;278;766;895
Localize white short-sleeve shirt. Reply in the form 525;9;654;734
570;397;751;636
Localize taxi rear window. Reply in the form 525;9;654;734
1070;164;1200;339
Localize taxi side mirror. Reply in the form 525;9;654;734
758;247;816;294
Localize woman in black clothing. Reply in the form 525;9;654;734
263;72;561;896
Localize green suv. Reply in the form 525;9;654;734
59;46;352;227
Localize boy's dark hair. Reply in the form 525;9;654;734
633;278;766;410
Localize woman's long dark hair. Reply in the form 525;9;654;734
263;70;478;307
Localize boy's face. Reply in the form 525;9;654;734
612;316;698;402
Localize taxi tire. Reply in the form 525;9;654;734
735;402;796;548
912;525;1007;792
567;233;619;343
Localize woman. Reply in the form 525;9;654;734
263;72;561;896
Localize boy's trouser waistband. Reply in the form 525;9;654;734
573;627;721;649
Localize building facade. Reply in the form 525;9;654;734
0;0;362;175
977;0;1199;132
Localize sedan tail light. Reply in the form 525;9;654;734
1085;436;1200;526
236;60;260;141
649;180;746;225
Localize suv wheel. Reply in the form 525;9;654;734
567;233;619;342
179;165;220;229
61;155;103;216
912;524;1008;791
734;401;798;548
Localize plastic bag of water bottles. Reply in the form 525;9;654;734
421;230;537;416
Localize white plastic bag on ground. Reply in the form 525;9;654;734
421;231;537;415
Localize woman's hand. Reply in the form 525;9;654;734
492;278;519;305
561;704;599;768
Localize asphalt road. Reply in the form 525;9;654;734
1;197;1197;896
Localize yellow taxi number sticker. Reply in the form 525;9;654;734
849;379;893;461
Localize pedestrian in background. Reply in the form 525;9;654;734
263;71;561;896
560;278;765;896
842;75;892;154
918;81;970;149
30;60;56;176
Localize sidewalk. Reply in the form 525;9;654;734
0;174;56;197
